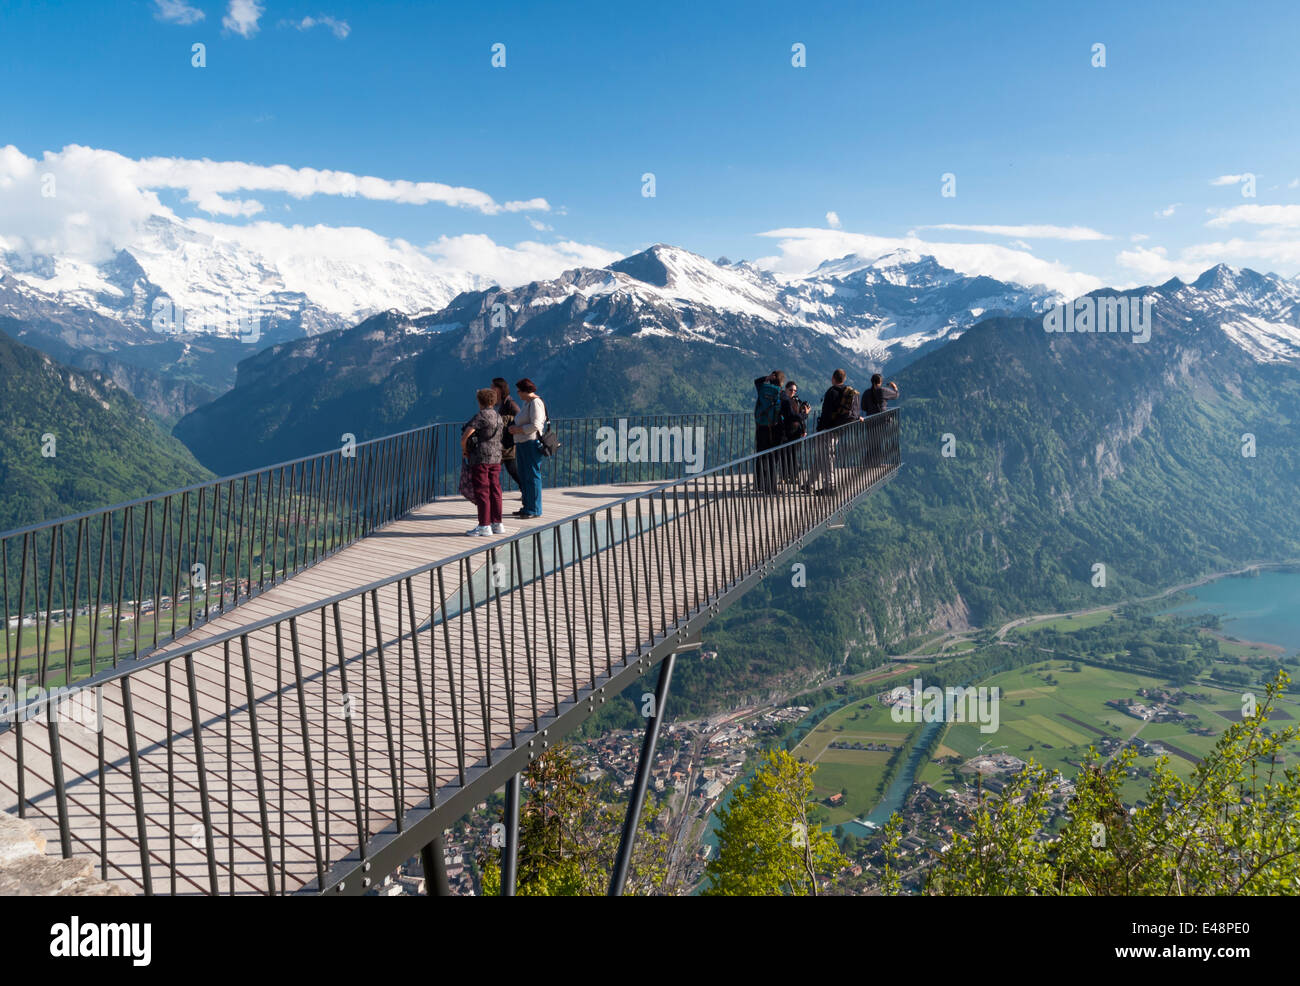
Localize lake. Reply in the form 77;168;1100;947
1161;569;1300;653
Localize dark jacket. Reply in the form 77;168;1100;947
780;393;808;440
819;384;850;431
863;383;898;416
495;396;521;459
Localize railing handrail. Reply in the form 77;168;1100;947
20;410;899;703
0;410;760;541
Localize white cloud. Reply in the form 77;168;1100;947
1182;237;1300;269
223;0;263;38
825;211;842;230
1114;245;1195;281
0;145;168;262
1210;174;1251;186
754;226;1102;297
1289;178;1299;189
153;0;205;24
1155;203;1180;218
0;144;617;309
129;152;550;215
283;15;351;39
1131;233;1150;242
422;234;623;286
918;223;1110;241
1206;204;1300;228
1117;237;1300;280
0;145;552;259
526;216;553;232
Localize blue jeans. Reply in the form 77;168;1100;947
517;439;544;515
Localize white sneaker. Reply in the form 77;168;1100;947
466;525;491;537
491;523;511;535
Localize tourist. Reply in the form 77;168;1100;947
754;369;785;492
780;380;810;487
509;378;547;519
461;387;508;536
492;377;523;493
863;373;900;416
814;368;858;495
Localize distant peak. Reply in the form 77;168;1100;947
1193;263;1238;289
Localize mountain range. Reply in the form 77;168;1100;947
675;268;1300;708
167;244;1065;472
2;220;1060;430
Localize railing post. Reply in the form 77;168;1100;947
420;835;452;896
501;771;521;896
609;649;678;896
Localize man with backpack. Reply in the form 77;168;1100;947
863;373;900;416
813;368;858;495
754;370;785;492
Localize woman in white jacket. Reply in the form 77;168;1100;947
508;377;547;518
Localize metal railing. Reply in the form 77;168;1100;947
0;409;900;894
0;412;754;696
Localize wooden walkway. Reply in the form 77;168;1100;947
1;433;896;896
0;481;682;894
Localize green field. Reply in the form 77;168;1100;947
915;662;1300;803
1009;610;1114;637
793;690;922;823
1202;629;1286;661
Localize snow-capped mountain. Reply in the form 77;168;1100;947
1168;264;1300;363
400;243;1056;368
771;248;1059;360
1;214;480;340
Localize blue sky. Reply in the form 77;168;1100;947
3;0;1300;293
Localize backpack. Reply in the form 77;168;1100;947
540;422;560;457
831;386;858;427
755;380;782;427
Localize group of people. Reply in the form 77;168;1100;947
461;377;548;537
753;367;898;494
459;365;894;537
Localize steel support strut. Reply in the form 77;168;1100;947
501;772;521;896
420;835;452;896
608;651;677;896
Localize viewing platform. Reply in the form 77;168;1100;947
0;409;901;894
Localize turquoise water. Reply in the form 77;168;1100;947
1161;569;1300;653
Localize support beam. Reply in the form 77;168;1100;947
608;651;677;896
420;835;452;896
501;772;521;896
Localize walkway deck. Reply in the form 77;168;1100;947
0;411;900;896
0;482;669;894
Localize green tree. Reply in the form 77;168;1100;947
478;747;669;895
909;672;1299;895
704;750;847;896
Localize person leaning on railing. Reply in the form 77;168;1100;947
862;373;899;416
462;388;510;537
812;368;858;496
509;378;547;519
